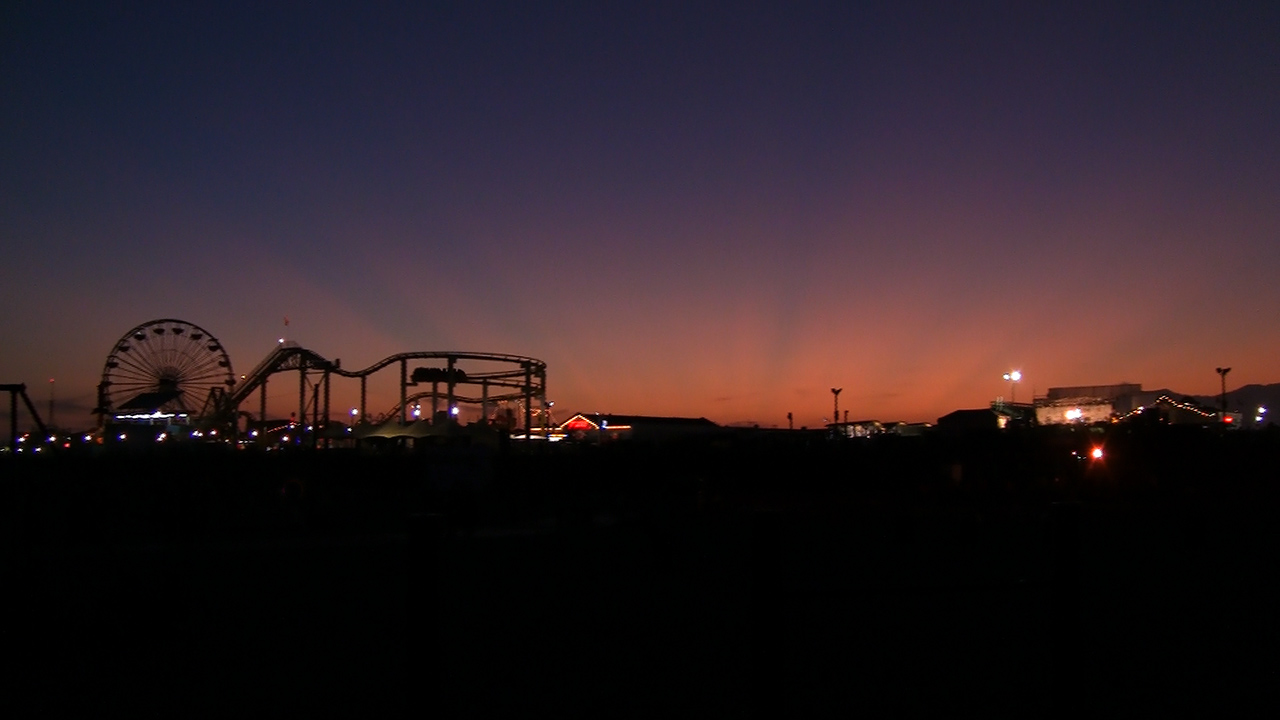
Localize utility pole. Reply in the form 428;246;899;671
1216;367;1231;418
831;388;842;431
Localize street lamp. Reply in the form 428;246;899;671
1002;370;1022;404
1215;367;1231;418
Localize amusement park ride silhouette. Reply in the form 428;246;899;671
92;319;550;439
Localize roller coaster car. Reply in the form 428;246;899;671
410;367;468;384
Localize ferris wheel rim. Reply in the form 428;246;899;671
99;318;235;417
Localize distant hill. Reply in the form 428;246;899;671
1139;383;1278;417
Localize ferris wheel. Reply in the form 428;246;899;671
97;319;235;417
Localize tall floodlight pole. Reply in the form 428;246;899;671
1003;370;1022;405
831;388;842;430
1216;367;1231;418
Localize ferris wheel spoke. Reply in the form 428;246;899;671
168;345;202;378
173;339;203;376
110;384;158;398
160;339;185;377
180;362;227;377
130;341;167;379
178;340;228;379
179;373;229;388
179;347;223;376
112;353;161;382
155;336;186;375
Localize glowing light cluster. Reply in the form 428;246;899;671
113;411;189;420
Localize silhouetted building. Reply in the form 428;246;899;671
829;419;883;438
1036;398;1113;425
990;401;1035;427
883;421;931;436
1044;383;1142;415
937;409;1002;433
555;413;719;442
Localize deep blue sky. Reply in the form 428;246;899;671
3;1;1278;428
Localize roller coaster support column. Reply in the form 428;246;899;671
446;356;457;423
298;366;306;432
359;376;367;422
8;385;16;451
259;381;267;424
481;381;489;424
311;382;320;449
399;359;408;425
431;381;439;421
323;368;331;449
542;368;550;439
523;363;533;437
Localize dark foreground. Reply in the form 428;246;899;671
3;427;1279;715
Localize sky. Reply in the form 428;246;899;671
2;1;1278;430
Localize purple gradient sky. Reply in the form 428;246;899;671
2;1;1278;429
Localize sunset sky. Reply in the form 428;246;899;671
2;1;1277;429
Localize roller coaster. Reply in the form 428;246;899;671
94;319;549;440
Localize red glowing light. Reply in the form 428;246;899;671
1090;447;1104;460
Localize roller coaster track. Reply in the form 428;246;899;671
218;342;547;429
226;342;335;409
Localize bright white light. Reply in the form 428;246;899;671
118;433;127;441
281;435;290;443
114;411;178;420
278;338;285;343
1065;408;1083;421
210;429;217;436
47;435;56;443
350;408;359;417
250;430;259;437
450;406;459;416
156;433;166;442
1091;447;1104;460
83;434;92;442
